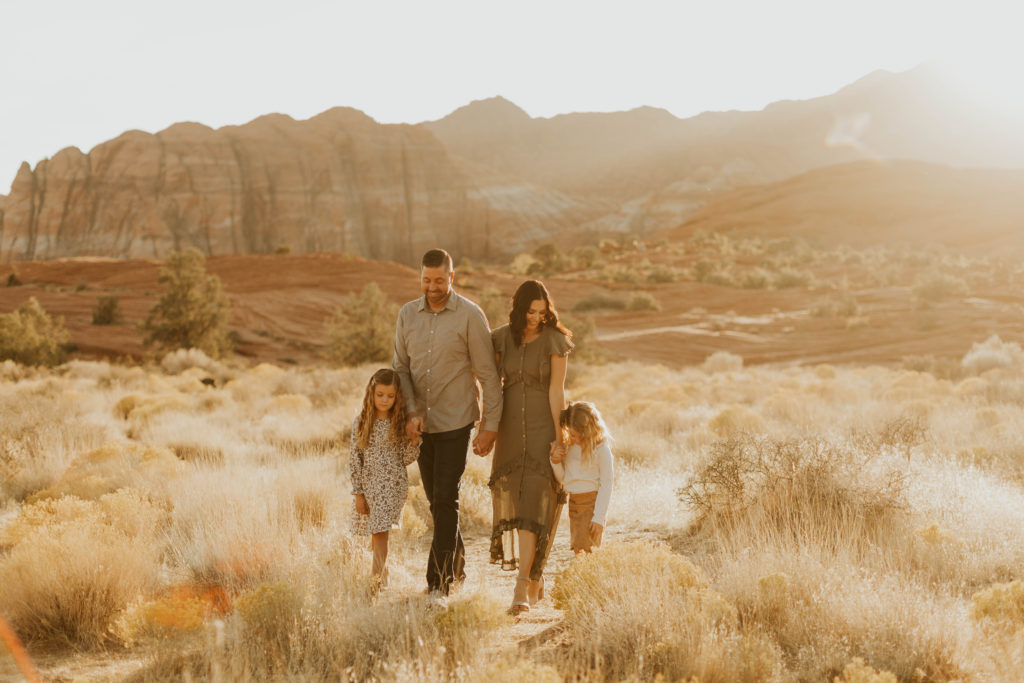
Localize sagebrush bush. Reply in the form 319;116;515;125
552;540;778;681
703;350;743;374
680;437;908;551
626;291;662;312
913;270;969;302
0;492;163;646
30;440;184;502
962;335;1022;375
325;282;398;366
0;296;69;366
571;292;626;313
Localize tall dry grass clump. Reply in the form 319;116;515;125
551;541;780;681
0;490;165;646
679;436;908;554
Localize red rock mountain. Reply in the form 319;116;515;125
0;109;594;264
3;64;1022;262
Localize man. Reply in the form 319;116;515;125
393;248;502;601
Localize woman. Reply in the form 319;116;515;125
486;279;573;614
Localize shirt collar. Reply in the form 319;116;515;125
417;290;459;313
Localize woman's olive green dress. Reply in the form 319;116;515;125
489;324;572;580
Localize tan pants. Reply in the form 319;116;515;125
568;491;602;552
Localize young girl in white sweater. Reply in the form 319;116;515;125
550;401;614;553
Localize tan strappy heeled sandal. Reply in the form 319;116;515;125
509;576;531;615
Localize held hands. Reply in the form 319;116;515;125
549;441;565;464
405;416;424;442
354;494;369;515
472;429;497;457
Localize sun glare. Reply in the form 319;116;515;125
944;56;1024;117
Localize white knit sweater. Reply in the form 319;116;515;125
551;440;614;526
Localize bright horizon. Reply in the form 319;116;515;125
2;0;1022;194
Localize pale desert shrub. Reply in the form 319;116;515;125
30;441;184;503
962;335;1023;375
702;350;743;374
715;550;970;682
0;492;163;646
971;580;1024;627
159;347;232;381
833;658;897;683
680;437;908;552
707;404;766;438
552;540;779;681
913;270;969;302
134;589;509;682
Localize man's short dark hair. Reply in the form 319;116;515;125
422;249;453;271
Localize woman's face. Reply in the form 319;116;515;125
525;298;548;331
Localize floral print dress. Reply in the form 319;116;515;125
350;417;420;535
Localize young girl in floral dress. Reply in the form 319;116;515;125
350;368;421;589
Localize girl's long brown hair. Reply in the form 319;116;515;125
509;279;573;347
356;368;408;450
559;401;610;463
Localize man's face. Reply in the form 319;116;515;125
421;265;453;308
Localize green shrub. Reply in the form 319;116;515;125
140;249;232;357
626;292;662;312
325;282;399;366
92;295;123;325
572;292;626;313
0;297;69;366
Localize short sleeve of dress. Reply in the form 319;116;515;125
491;325;508;353
547;327;573;357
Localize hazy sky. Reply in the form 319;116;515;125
2;0;1020;193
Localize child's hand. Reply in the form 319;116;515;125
354;494;369;515
549;441;565;464
589;521;604;545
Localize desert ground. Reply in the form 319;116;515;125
2;237;1024;681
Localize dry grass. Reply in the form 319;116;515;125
1;342;1024;679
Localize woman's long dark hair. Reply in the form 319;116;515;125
509;279;573;346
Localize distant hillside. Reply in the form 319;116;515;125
4;64;1022;263
426;64;1024;238
661;160;1024;254
0;109;594;264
